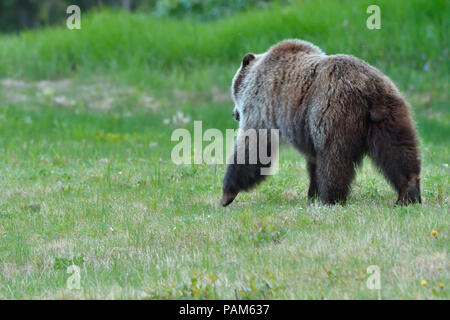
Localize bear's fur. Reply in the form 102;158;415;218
221;39;421;206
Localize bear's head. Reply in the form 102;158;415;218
231;53;259;122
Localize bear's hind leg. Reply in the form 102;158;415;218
307;160;319;199
315;152;357;205
367;109;421;205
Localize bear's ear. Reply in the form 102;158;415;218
242;53;255;67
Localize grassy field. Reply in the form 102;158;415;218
0;0;448;299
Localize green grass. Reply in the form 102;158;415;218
0;0;448;299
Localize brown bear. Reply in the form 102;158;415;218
221;39;421;206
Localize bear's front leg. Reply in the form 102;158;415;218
221;162;267;206
221;128;278;206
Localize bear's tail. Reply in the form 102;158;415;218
367;93;422;205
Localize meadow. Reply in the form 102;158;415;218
0;0;448;299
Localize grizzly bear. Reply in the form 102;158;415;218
221;39;421;206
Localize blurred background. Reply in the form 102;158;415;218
0;0;447;181
0;0;278;32
0;0;447;92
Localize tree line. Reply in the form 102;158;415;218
0;0;279;33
